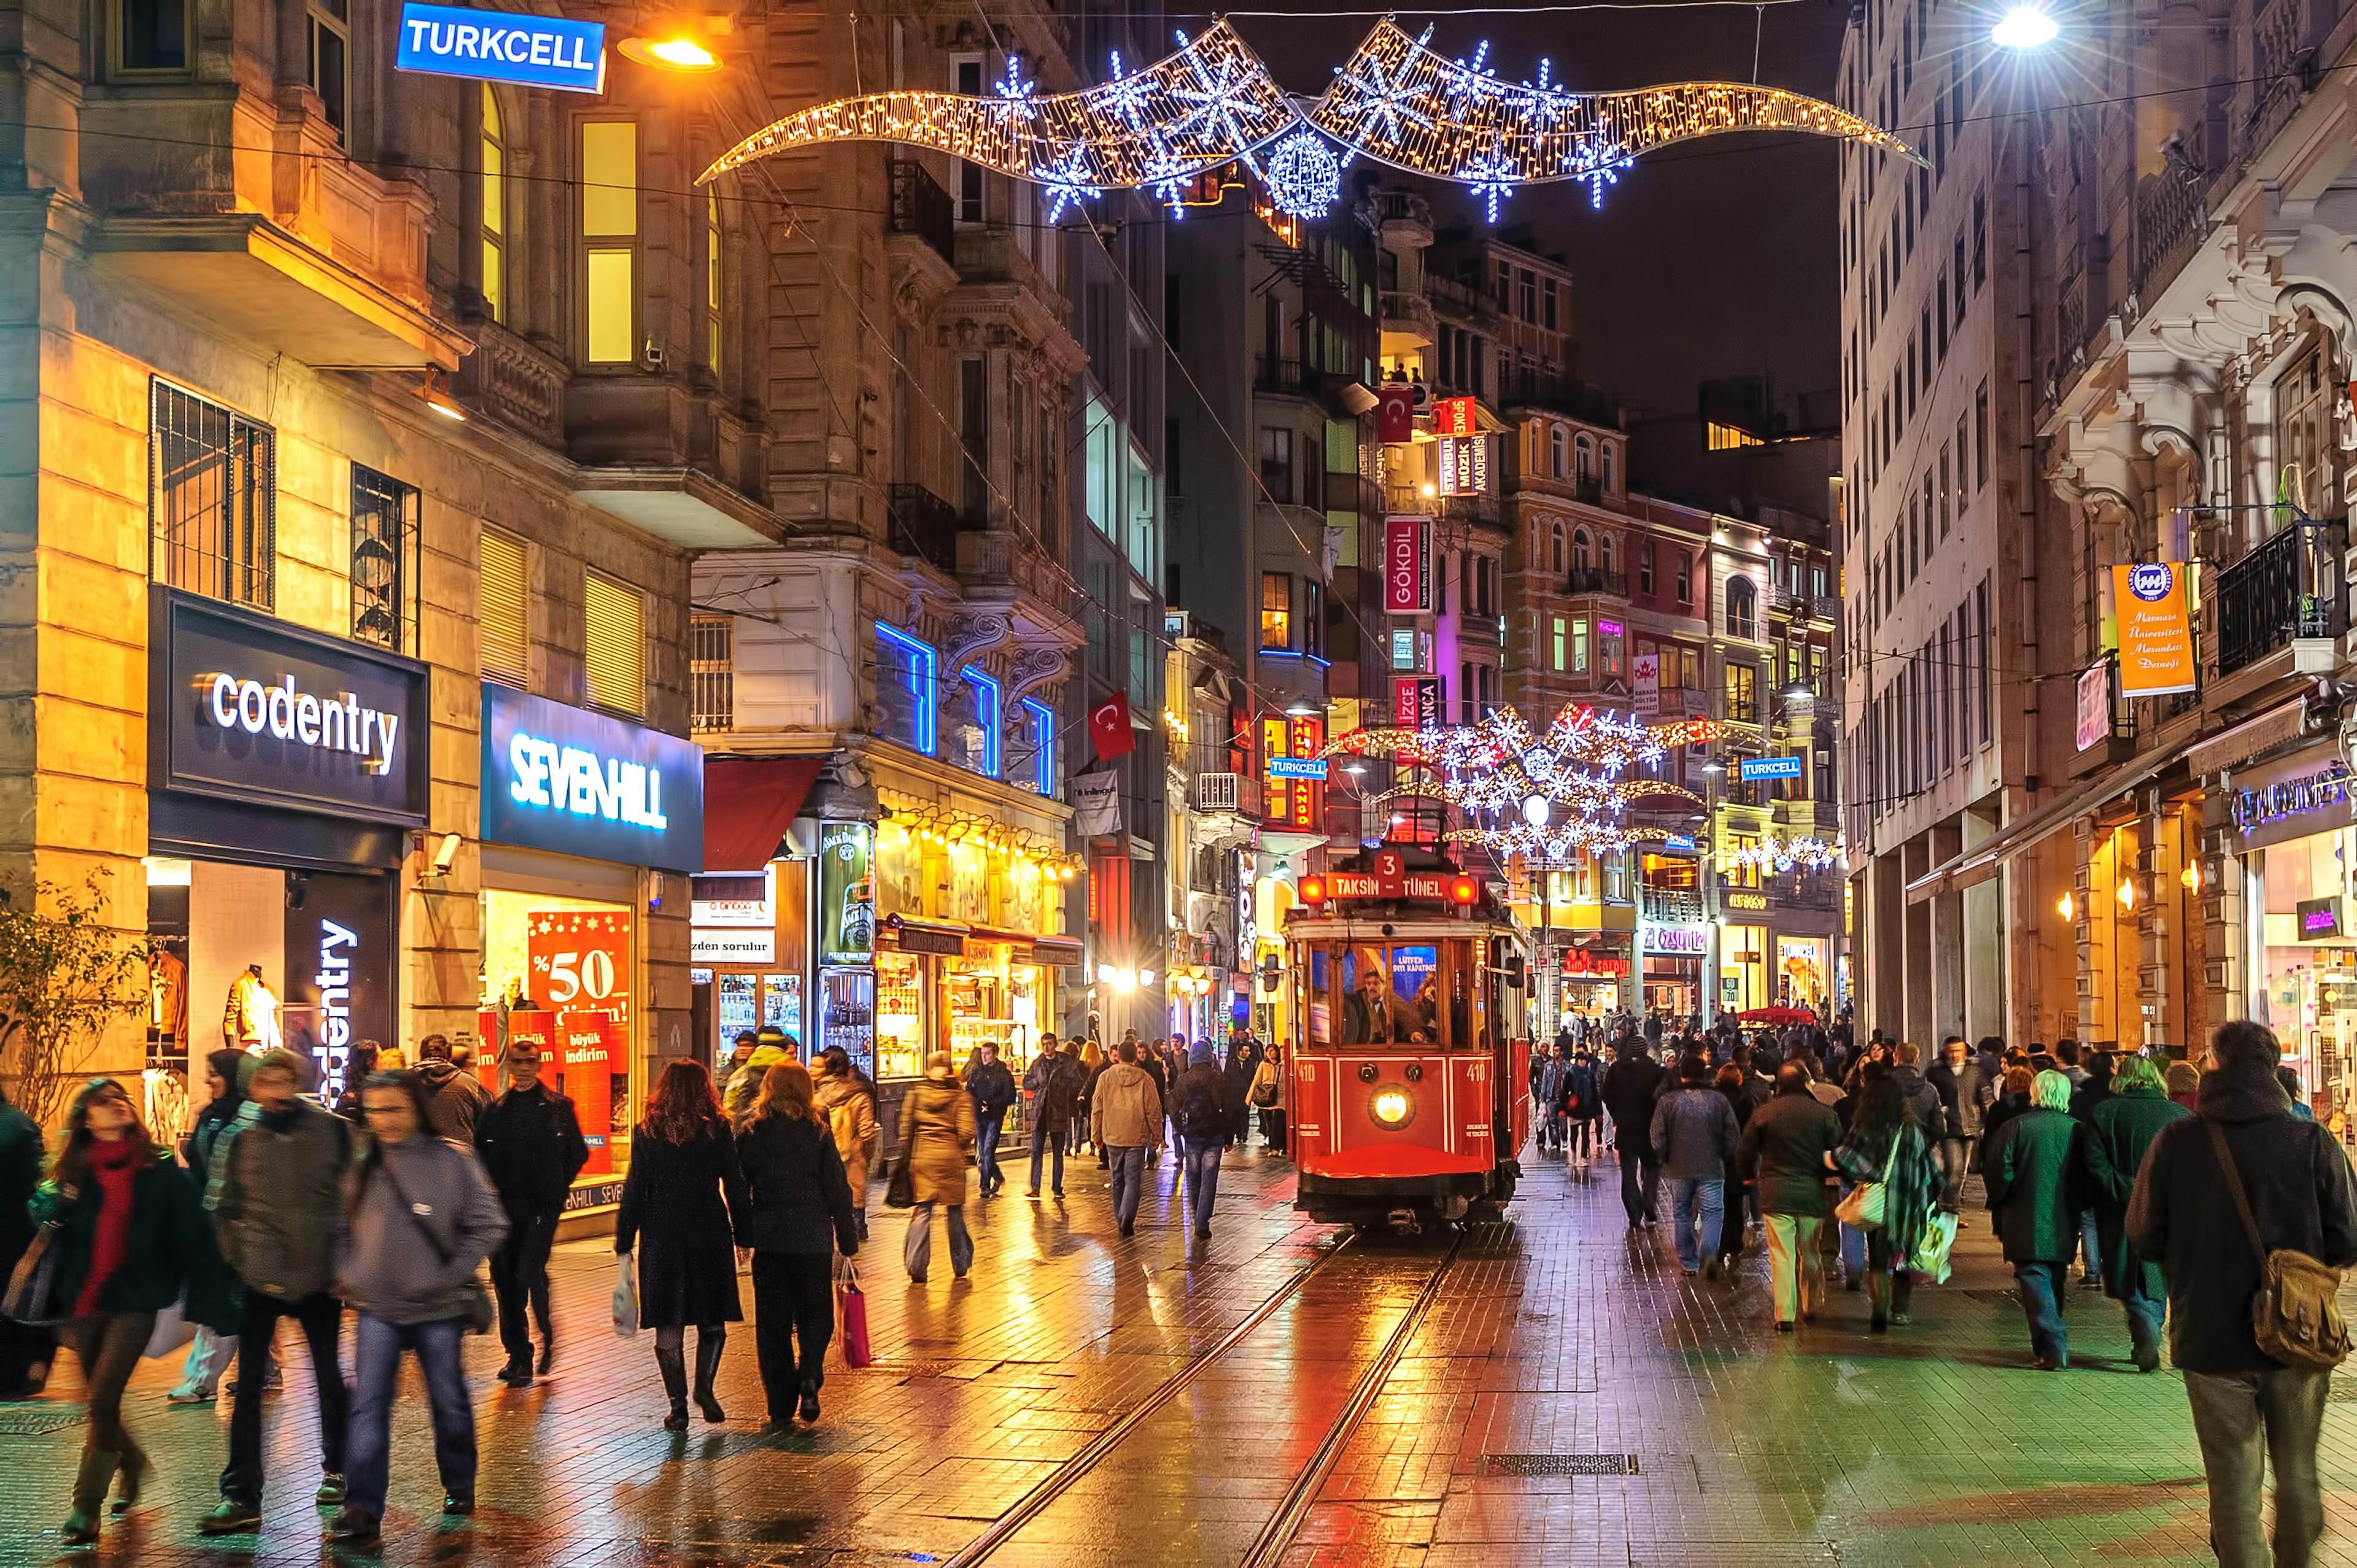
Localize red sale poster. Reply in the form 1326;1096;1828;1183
525;910;633;1032
474;1007;555;1091
554;1010;618;1176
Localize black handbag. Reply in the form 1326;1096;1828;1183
2;1220;68;1326
883;1149;915;1210
376;1159;496;1335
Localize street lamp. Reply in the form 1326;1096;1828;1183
1991;5;2059;47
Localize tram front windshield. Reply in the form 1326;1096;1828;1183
1306;939;1487;1049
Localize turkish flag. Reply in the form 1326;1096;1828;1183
1376;383;1415;444
1088;692;1136;760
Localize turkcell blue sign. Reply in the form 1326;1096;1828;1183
480;684;704;873
1740;755;1805;781
395;2;606;93
1663;834;1696;852
1268;756;1328;781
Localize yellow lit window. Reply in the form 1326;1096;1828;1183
1707;421;1765;450
706;189;724;382
1260;571;1292;651
479;530;528;688
480;86;504;322
584;570;644;716
581;120;637;364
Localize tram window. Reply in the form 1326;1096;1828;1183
1337;944;1442;1045
1309;947;1332;1043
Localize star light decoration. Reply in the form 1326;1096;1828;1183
1723;834;1846;873
696;19;1923;223
1330;704;1725;860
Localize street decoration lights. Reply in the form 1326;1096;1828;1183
696;20;1925;222
1721;835;1844;875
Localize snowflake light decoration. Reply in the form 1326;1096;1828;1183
697;19;1923;222
1264;131;1342;219
1724;835;1844;873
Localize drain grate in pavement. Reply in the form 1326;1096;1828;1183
0;1406;82;1436
1480;1453;1639;1476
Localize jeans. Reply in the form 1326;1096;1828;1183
977;1117;1004;1191
1865;1231;1916;1317
1029;1125;1066;1194
2014;1260;2070;1365
1762;1214;1823;1323
491;1200;561;1369
1938;1137;1970;1211
1543;1110;1566;1150
1619;1151;1660;1226
749;1251;835;1419
64;1311;153;1515
2185;1364;2332;1567
905;1202;972;1280
1180;1136;1224;1231
1663;1176;1724;1272
2123;1277;2166;1361
223;1289;348;1504
346;1314;474;1518
2078;1207;2103;1284
1107;1145;1147;1231
176;1325;239;1397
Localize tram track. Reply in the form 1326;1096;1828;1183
942;1224;1471;1568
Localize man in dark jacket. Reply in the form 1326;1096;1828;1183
1925;1034;1983;1211
476;1041;590;1386
1171;1041;1240;1237
1024;1035;1085;1198
966;1044;1017;1195
2129;1021;2357;1567
1650;1056;1741;1277
1602;1038;1667;1229
203;1049;355;1535
2080;1053;2186;1373
413;1034;493;1146
1982;1069;2086;1372
1738;1063;1843;1328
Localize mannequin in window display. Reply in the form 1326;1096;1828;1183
222;965;281;1052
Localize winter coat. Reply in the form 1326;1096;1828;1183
29;1151;236;1328
722;1045;789;1124
1024;1051;1085;1132
1170;1062;1242;1141
899;1072;976;1205
1249;1057;1282;1108
1538;1057;1567;1116
1565;1058;1601;1119
2128;1064;2357;1374
0;1103;41;1283
1601;1054;1666;1156
412;1059;493;1145
1887;1067;1943;1139
967;1060;1018;1130
1976;1091;2030;1169
182;1095;243;1186
476;1084;590;1210
1982;1106;2086;1265
1737;1091;1843;1217
2080;1085;2188;1304
209;1100;354;1302
338;1135;507;1326
1091;1060;1165;1149
813;1072;879;1195
614;1122;748;1327
1649;1086;1740;1180
733;1112;859;1257
1925;1058;1984;1137
1833;1117;1941;1256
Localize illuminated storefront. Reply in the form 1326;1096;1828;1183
1719;921;1770;1016
2235;747;2356;1122
1641;919;1708;1019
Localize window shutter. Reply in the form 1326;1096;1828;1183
480;530;528;687
584;571;644;716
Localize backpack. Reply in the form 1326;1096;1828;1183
1174;1076;1226;1138
2207;1118;2351;1372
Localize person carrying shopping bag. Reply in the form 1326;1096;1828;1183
732;1064;859;1425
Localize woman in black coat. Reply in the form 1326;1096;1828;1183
616;1059;749;1430
732;1063;859;1426
0;1081;48;1399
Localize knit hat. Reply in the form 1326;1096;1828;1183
1188;1041;1216;1067
239;1046;307;1092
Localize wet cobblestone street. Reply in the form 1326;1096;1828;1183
0;1137;2342;1566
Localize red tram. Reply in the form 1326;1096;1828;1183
1280;846;1532;1229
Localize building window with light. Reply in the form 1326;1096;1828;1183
706;185;727;384
2278;341;2331;506
690;614;733;732
1725;574;1757;640
152;380;276;611
1725;660;1758;724
478;87;506;322
874;624;937;754
306;0;349;142
1551;614;1566;671
581;120;638;364
1571;617;1590;673
1260;571;1292;650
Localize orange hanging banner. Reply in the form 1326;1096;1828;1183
2111;562;2197;697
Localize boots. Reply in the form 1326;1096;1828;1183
654;1340;689;1431
693;1328;727;1423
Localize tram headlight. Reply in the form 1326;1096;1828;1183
1371;1088;1412;1127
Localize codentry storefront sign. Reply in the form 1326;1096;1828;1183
479;684;705;873
150;588;430;825
393;1;606;92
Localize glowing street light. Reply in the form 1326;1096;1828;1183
1991;6;2059;48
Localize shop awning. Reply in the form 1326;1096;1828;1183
1031;937;1086;968
884;914;969;956
1904;733;2199;905
702;756;826;873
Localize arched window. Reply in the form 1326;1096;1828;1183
1571;528;1591;574
1725;574;1757;638
1550;523;1565;573
1549;425;1566;479
706;182;726;382
1575;436;1594;483
1600;532;1617;574
479;85;505;323
1602;441;1616;493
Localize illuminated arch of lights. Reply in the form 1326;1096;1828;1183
697;19;1923;222
1723;833;1845;873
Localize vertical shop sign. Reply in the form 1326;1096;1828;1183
526;910;633;1033
1289;714;1325;830
1431;396;1477;437
1384;517;1431;612
2110;563;2197;695
1262;715;1292;821
1631;652;1660;717
282;870;393;1104
554;1010;618;1174
818;822;877;965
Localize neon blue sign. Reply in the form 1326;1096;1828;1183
395;2;606;94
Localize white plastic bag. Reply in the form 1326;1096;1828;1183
142;1298;196;1361
611;1254;640;1338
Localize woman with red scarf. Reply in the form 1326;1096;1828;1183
29;1078;232;1544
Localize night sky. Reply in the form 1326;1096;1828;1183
1230;0;1851;418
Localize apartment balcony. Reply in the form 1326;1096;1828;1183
1379;290;1438;349
1375;189;1434;247
1422;272;1496;323
2214;520;2344;681
888;158;956;269
1564;567;1627;597
1639;886;1705;924
886;482;971;575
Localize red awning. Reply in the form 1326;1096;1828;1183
702;756;826;872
